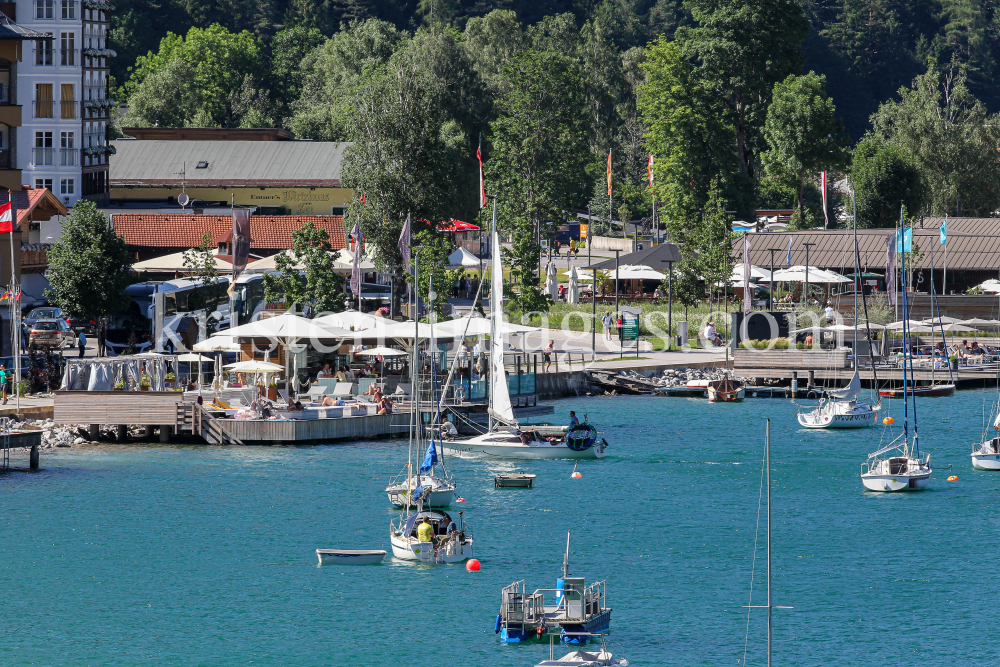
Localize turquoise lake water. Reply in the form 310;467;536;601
2;391;999;666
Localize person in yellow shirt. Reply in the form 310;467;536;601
417;517;434;543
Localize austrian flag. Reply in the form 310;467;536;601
0;200;12;233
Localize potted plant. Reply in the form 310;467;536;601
949;354;959;370
165;372;176;389
267;377;278;401
140;375;151;391
114;381;124;391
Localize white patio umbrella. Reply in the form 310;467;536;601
939;323;981;333
193;335;242;352
959;318;1000;327
921;316;964;324
431;316;540;337
568;265;580;304
970;279;1000;293
313;310;385;332
731;263;772;282
357;346;407;357
178;352;212;390
224;360;285;372
607;265;667;280
769;265;851;283
546;262;559;299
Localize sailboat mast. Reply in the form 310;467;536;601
899;208;910;450
488;196;498;432
766;418;771;667
851;185;859;356
413;255;421;496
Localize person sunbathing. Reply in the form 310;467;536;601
362;383;381;396
377;395;395;415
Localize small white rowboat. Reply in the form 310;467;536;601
316;549;387;565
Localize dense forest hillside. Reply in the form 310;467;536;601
111;0;1000;139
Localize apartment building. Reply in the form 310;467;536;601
14;0;112;206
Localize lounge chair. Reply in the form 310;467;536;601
392;382;411;399
331;382;354;398
305;385;329;402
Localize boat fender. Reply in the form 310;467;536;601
494;614;502;633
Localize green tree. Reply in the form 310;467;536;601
262;221;345;314
487;48;591;314
677;0;809;215
850;137;927;228
270;26;327;123
408;230;452;320
45;202;132;321
120;24;270;128
638;37;738;243
182;231;223;335
762;72;850;227
870;61;1000;216
663;258;703;322
693;180;733;309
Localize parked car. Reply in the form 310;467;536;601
29;319;76;348
68;315;97;335
24;307;62;329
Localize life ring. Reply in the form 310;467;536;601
565;424;598;451
807;391;817;399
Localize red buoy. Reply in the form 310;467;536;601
883;417;895;424
456;497;466;503
466;559;481;571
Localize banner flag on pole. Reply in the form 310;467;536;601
398;212;411;272
647;155;654;187
350;215;363;297
786;236;792;266
231;207;251;280
606;151;612;196
743;233;752;314
821;171;829;228
0;198;12;234
477;145;486;208
940;217;947;245
894;227;912;253
886;235;896;306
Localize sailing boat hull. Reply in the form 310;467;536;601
879;384;956;398
386;487;456;508
389;533;473;563
971;451;1000;470
797;402;878;429
443;440;607;460
860;471;931;491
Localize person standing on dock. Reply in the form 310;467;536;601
77;330;87;358
544;340;554;371
602;312;613;341
0;364;9;404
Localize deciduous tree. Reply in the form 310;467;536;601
263;221;345;313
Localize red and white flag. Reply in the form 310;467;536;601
477;145;486;208
821;171;829;228
647;154;654;187
0;199;13;234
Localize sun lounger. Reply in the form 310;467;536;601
331;382;354;397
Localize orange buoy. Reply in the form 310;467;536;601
466;558;481;571
571;471;582;479
456;497;466;503
947;475;959;482
883;417;895;424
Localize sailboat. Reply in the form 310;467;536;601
441;223;609;460
860;215;932;492
797;191;879;429
385;275;456;507
971;389;1000;469
389;259;472;563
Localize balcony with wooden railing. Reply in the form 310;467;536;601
21;248;48;274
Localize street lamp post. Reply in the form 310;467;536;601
767;249;779;310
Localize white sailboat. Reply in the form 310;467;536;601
389;257;471;563
860;213;931;492
441;223;608;460
797;192;878;429
971;397;1000;470
385;274;456;507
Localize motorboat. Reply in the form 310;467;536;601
879;383;956;398
707;377;744;402
496;533;611;644
535;635;628;667
797;371;878;429
315;549;386;566
389;509;473;564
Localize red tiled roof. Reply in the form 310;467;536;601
111;214;347;251
13;187;69;227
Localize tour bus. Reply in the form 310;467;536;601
108;273;269;352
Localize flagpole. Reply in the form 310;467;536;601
8;189;18;417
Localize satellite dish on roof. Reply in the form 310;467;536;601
178;193;190;207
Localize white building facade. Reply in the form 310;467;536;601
14;0;111;206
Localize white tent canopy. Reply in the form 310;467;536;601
132;250;234;274
431;316;540;338
313;310;386;332
447;247;481;268
767;265;851;283
731;263;773;282
225;313;352;341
